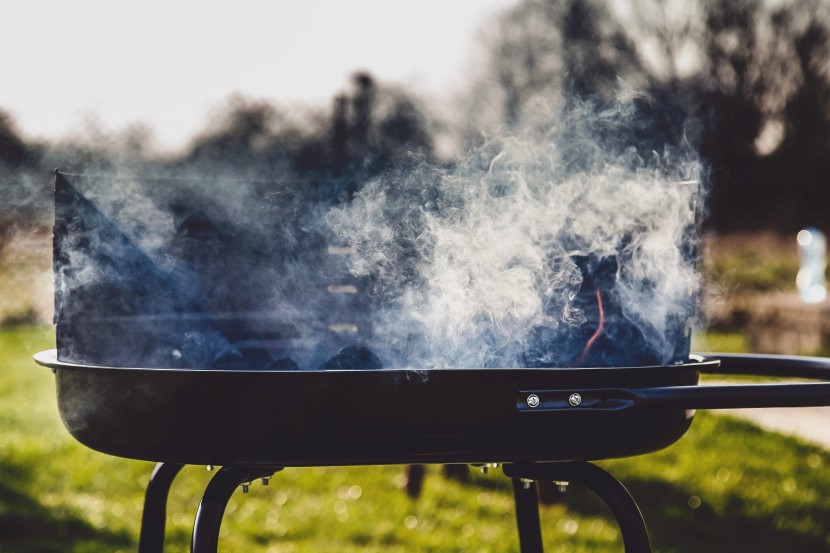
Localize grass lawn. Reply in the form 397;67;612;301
1;326;829;552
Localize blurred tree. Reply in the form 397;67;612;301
0;111;33;168
335;72;433;174
0;111;46;251
374;93;433;167
697;0;768;229
561;0;641;101
471;0;830;232
350;72;376;158
698;0;830;230
492;0;565;127
331;94;349;174
471;0;645;132
176;72;434;202
775;8;830;228
183;97;290;174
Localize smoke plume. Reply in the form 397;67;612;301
55;99;702;370
325;101;701;368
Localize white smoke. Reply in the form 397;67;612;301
54;99;703;371
326;102;701;368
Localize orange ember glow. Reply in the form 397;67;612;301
577;289;605;366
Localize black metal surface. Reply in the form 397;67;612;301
34;350;830;465
700;352;830;378
505;463;652;553
35;349;706;465
34;350;830;466
512;477;544;553
139;462;184;553
516;352;830;412
518;383;830;412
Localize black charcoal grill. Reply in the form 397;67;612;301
35;172;830;553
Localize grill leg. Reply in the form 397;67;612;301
504;462;652;553
512;477;544;553
191;465;279;553
139;462;185;553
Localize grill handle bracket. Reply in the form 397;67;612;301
517;390;635;412
517;383;830;412
519;353;830;413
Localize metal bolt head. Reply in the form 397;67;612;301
527;394;540;408
262;477;270;486
241;482;250;493
568;393;582;407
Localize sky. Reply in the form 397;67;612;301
1;0;518;153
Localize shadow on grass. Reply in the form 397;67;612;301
429;452;829;553
0;459;133;553
634;478;829;553
544;476;830;553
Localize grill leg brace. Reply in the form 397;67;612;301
512;477;544;553
191;465;280;553
139;462;185;553
504;462;652;553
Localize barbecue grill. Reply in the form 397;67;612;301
36;171;830;553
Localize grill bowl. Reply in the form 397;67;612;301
35;349;710;466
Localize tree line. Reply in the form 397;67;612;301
3;0;830;237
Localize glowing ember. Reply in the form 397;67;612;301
577;289;605;366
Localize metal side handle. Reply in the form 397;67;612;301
518;353;830;412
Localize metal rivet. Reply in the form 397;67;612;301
521;478;534;490
568;393;582;407
262;477;270;486
241;482;250;493
527;394;540;408
555;480;570;492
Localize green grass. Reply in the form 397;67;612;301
692;331;749;354
2;327;830;552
